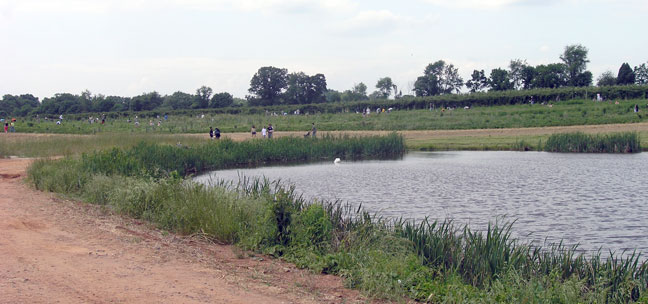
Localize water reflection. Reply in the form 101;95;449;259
195;151;648;256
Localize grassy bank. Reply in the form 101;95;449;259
544;132;641;153
27;135;648;303
11;98;648;134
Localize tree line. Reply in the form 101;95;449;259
2;44;648;117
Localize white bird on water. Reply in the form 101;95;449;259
334;158;341;164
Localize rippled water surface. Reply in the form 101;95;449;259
196;151;648;255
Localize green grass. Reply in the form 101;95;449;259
26;135;648;303
0;133;206;158
544;132;641;153
11;98;648;134
77;133;405;177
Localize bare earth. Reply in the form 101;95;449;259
0;158;374;304
197;121;648;142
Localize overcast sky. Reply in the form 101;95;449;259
1;0;646;99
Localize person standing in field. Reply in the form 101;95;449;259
267;124;274;139
209;127;214;139
4;123;8;133
251;125;257;137
261;126;267;138
311;123;317;138
214;127;221;139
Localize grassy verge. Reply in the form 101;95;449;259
26;135;648;303
406;132;648;152
0;133;206;158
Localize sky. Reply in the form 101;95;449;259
1;0;647;100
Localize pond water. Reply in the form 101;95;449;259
195;151;648;256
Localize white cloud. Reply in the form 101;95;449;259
420;0;525;9
332;9;420;34
421;0;648;10
2;0;356;15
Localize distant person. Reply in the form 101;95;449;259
251;125;257;137
267;124;274;139
214;127;221;139
209;127;214;139
10;122;15;132
261;126;267;138
4;123;8;133
311;123;317;138
635;104;639;113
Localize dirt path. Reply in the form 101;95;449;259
0;158;373;304
191;122;648;142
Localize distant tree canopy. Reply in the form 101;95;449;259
247;66;328;106
211;92;234;108
560;44;592;87
376;77;394;99
635;63;648;85
489;68;514;91
617;63;636;85
597;71;617;87
3;44;647;117
341;83;368;102
247;66;288;106
0;94;39;117
466;70;488;93
414;60;464;97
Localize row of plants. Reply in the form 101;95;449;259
544;132;641;153
46;84;648;120
11;98;648;135
79;134;404;177
27;135;648;302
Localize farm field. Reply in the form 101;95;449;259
8;98;648;135
2;121;648;158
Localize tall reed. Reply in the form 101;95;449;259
26;133;648;302
544;132;641;153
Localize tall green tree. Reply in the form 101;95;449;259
597;71;617;86
0;94;39;116
509;59;528;90
325;89;342;102
248;66;288;106
193;86;213;109
488;68;514;91
284;72;327;104
441;64;464;94
532;64;567;88
414;60;463;96
616;63;636;85
211;92;234;108
376;77;394;99
560;44;592;87
131;92;163;111
466;69;489;93
635;63;648;85
520;65;536;89
163;91;193;110
341;83;368;101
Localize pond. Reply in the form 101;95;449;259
195;151;648;256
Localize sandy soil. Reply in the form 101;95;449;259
0;158;375;304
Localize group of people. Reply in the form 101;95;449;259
209;127;221;139
3;118;16;133
250;124;274;138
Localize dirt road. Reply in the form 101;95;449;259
196;121;648;142
0;158;371;304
